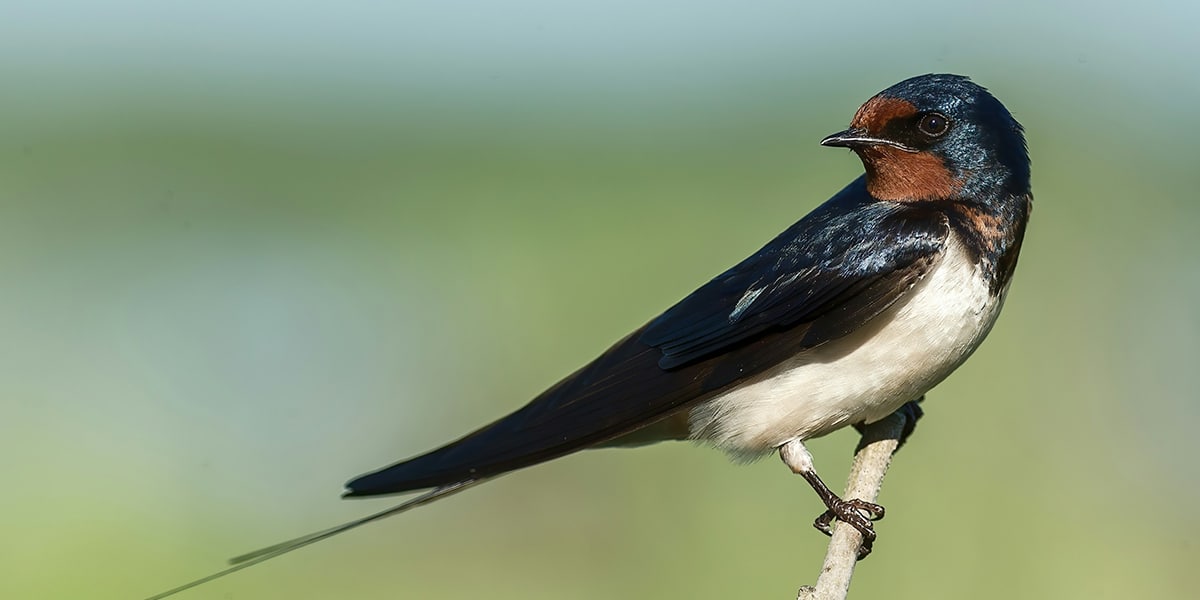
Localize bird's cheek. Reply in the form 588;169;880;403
861;148;962;202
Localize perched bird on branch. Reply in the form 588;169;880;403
148;73;1031;599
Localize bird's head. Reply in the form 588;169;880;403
822;74;1030;203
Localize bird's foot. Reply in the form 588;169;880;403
813;497;885;560
779;438;887;560
895;399;924;448
854;396;924;450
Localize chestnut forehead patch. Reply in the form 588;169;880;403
850;97;918;134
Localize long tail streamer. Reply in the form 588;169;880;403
144;479;484;600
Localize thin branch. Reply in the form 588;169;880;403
796;410;909;600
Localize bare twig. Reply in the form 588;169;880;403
796;410;909;600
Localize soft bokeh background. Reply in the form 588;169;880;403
4;1;1198;599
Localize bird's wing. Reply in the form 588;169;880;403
641;193;948;369
345;180;949;496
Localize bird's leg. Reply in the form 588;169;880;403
854;396;924;450
779;438;884;560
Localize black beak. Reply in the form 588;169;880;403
820;128;916;152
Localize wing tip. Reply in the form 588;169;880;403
342;465;451;498
341;472;393;498
342;473;398;498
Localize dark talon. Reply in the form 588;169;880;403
855;538;874;560
814;510;835;536
811;498;885;560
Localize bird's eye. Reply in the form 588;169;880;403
917;113;950;137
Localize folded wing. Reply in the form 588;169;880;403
345;178;949;496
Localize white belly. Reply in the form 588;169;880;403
688;234;1006;458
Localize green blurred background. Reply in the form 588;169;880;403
4;1;1198;598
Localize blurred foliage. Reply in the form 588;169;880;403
2;2;1198;599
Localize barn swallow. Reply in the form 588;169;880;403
148;73;1031;598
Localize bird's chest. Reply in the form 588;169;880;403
690;237;1005;457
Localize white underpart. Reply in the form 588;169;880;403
689;233;1007;459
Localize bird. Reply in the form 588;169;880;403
147;73;1031;599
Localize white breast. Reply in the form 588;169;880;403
689;234;1006;458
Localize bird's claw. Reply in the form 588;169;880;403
812;498;885;560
